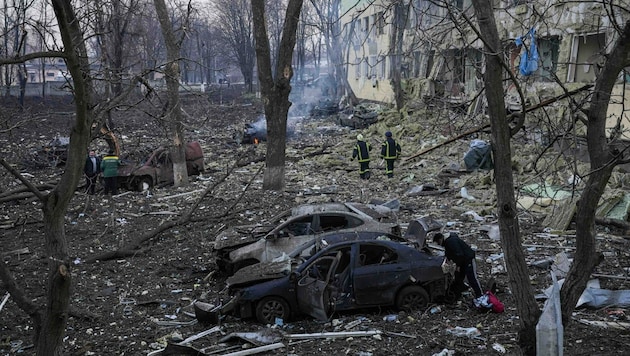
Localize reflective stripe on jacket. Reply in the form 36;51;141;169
353;141;371;162
381;137;401;159
101;155;121;178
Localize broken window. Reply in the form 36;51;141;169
355;59;361;79
567;33;606;83
441;49;465;96
368;55;377;78
318;214;362;232
378;55;387;79
362;16;369;33
374;11;385;35
358;244;398;266
535;36;560;82
509;0;529;6
464;48;483;93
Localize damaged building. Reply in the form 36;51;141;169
340;0;630;141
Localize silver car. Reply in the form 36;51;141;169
214;202;401;274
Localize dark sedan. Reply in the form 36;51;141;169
228;240;450;324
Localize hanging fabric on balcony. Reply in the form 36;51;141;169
516;28;539;76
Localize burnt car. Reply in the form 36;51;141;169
40;136;70;166
241;116;296;144
226;240;450;324
116;141;204;191
225;230;414;289
338;104;379;129
310;98;339;117
213;202;401;274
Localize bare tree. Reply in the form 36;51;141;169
153;0;189;187
252;0;304;191
469;1;539;352
0;0;95;353
91;0;147;98
214;0;256;91
470;0;630;353
310;0;358;105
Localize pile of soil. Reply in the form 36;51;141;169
0;92;628;355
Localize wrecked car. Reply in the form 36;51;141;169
338;104;379;129
241;116;297;144
213;202;401;274
223;216;443;289
225;230;414;289
225;240;451;324
40;136;70;166
309;98;339;117
116;141;204;191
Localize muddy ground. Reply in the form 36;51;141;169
1;88;629;355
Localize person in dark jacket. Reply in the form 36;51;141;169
84;150;101;195
433;232;483;299
101;150;121;196
352;134;372;179
380;131;401;178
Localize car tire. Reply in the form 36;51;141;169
395;285;430;312
136;176;152;192
255;296;290;324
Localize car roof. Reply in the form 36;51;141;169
296;240;415;272
286;230;407;258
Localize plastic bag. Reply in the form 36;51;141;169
517;28;539;76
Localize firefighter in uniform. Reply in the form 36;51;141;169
380;131;401;178
352;134;372;179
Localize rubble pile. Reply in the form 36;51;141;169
0;94;629;355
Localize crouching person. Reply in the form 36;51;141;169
433;232;483;301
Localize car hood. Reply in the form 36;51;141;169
226;257;293;289
214;223;275;251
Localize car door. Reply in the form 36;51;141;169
352;243;407;305
295;252;340;321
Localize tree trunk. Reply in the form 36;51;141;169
153;0;188;188
560;20;630;325
34;0;95;353
389;1;406;111
471;1;540;354
251;0;304;191
37;199;72;355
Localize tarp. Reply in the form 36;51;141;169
516;28;539;76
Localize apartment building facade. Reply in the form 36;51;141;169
340;0;630;137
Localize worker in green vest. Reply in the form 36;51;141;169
101;150;122;195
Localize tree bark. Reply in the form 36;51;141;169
32;1;95;354
153;0;188;188
251;0;304;191
389;1;406;111
471;1;540;354
560;20;630;325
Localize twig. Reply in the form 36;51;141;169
0;292;10;312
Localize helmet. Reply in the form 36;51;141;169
385;131;392;137
356;134;364;141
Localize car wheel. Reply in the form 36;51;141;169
395;285;430;312
255;296;290;324
136;176;152;192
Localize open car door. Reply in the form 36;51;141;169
295;252;341;321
